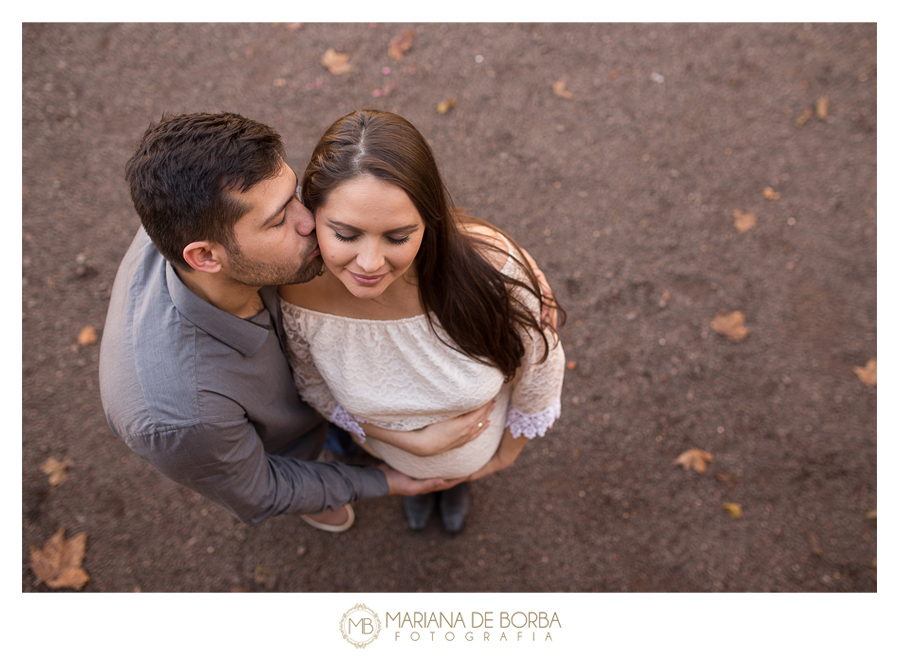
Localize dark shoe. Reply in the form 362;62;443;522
403;493;437;530
439;482;471;534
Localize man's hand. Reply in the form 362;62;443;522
378;464;467;496
363;399;495;457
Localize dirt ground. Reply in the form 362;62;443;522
22;23;877;600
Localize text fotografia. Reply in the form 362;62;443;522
386;611;561;642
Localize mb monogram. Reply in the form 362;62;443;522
340;604;382;648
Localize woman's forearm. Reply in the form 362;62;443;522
466;428;527;481
362;423;433;456
360;400;495;457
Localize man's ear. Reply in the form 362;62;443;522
182;241;224;274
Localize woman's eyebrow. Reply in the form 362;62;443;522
326;219;420;232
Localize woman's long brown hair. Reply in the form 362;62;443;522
302;109;564;381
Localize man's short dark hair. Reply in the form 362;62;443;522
125;112;286;269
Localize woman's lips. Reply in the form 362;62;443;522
349;271;386;286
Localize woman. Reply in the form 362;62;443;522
280;109;566;533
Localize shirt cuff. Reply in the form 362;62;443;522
329;405;367;442
506;397;561;439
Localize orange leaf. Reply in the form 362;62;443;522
763;186;781;200
674;448;714;474
30;528;90;590
77;326;98;346
854;359;876;386
733;209;758;234
816;95;829;120
388;29;415;61
320;48;351;75
436;99;456;114
711;311;749;342
552;79;573;99
40;456;69;488
723;502;743;519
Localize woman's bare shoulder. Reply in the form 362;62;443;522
278;272;331;309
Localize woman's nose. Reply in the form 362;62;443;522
356;242;384;272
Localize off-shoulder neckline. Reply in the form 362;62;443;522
279;299;432;324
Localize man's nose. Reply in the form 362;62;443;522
293;202;316;236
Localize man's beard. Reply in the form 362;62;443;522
223;243;324;287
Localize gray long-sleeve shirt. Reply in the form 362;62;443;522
99;229;389;523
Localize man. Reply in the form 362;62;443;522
100;113;490;530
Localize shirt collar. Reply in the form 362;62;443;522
166;262;270;357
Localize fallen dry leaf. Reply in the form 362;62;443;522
552;79;573;99
816;95;829;120
854;359;876;386
733;209;758;234
320;48;351;75
723;502;743;519
41;457;69;488
30;528;90;590
795;107;813;127
78;326;98;346
388;29;415;60
674;448;714;474
763;186;781;200
436;99;456;114
254;565;278;591
566;361;577;370
808;530;823;556
711;311;749;343
715;472;740;488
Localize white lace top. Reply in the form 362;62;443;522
280;251;565;479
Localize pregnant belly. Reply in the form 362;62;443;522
363;386;511;479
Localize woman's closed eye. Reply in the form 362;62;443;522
333;231;410;245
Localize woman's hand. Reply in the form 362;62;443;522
362;399;496;457
466;430;527;481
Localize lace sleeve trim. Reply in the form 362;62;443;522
506;397;561;439
329;405;367;442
